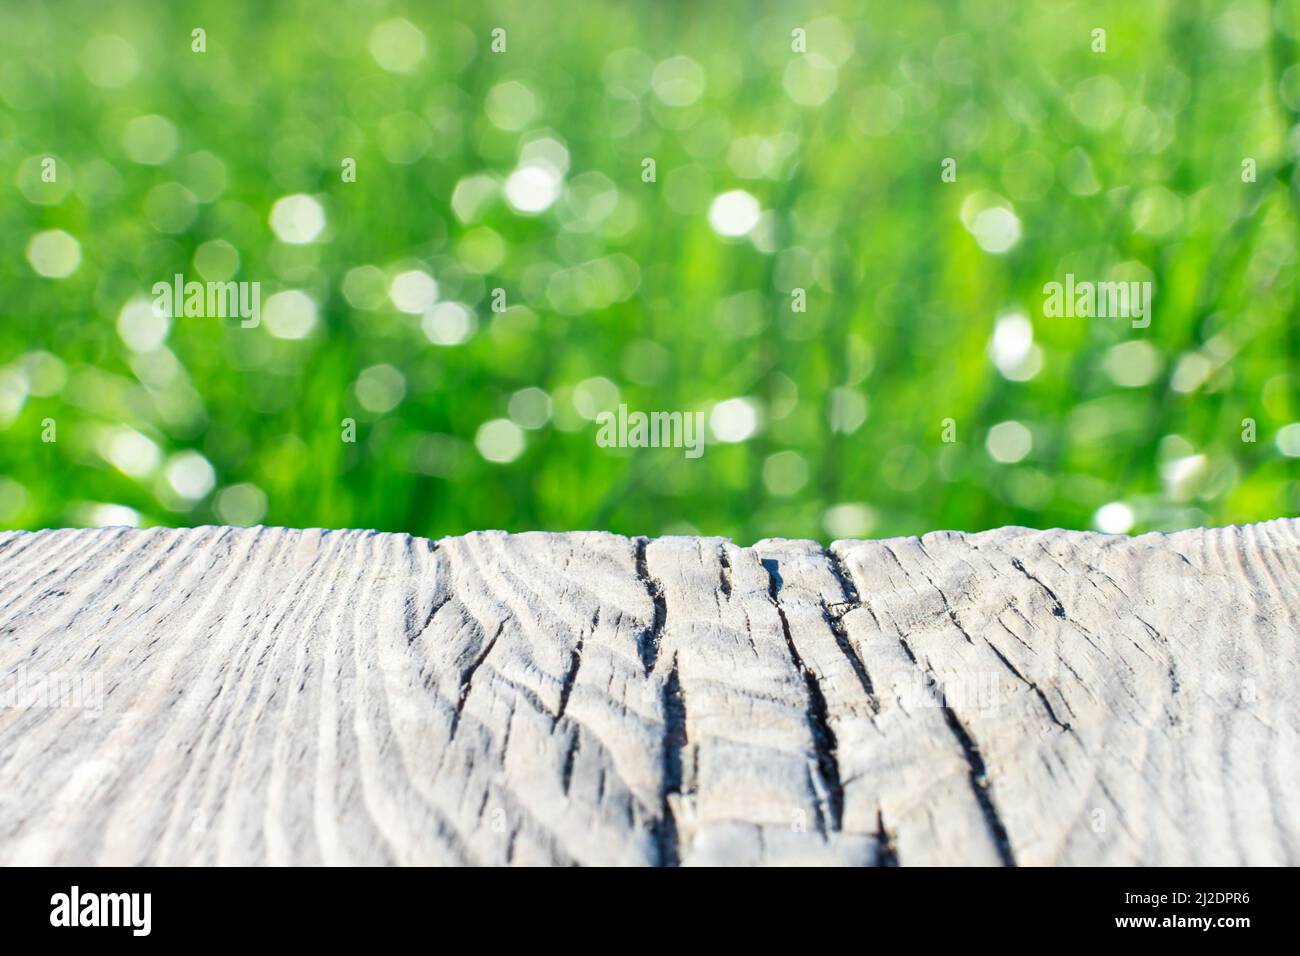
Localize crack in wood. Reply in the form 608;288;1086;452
823;546;881;714
654;655;686;867
764;557;843;835
633;536;667;677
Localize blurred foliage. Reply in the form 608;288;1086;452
2;0;1300;543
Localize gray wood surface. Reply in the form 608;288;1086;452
0;522;1295;866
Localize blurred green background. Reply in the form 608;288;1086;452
2;0;1299;543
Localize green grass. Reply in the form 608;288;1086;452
2;0;1298;543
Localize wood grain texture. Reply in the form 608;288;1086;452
0;522;1295;866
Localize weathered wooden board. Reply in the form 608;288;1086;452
0;522;1295;866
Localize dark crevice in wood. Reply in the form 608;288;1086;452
875;809;900;866
448;618;504;743
561;729;580;796
635;537;685;866
825;545;862;606
411;542;454;646
556;606;594;725
654;655;686;867
909;549;976;649
823;546;881;714
1010;557;1068;619
412;594;450;645
947;609;976;646
940;702;1018;866
633;537;667;677
1010;557;1110;662
764;557;843;835
717;542;732;600
897;632;1017;867
981;634;1073;735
